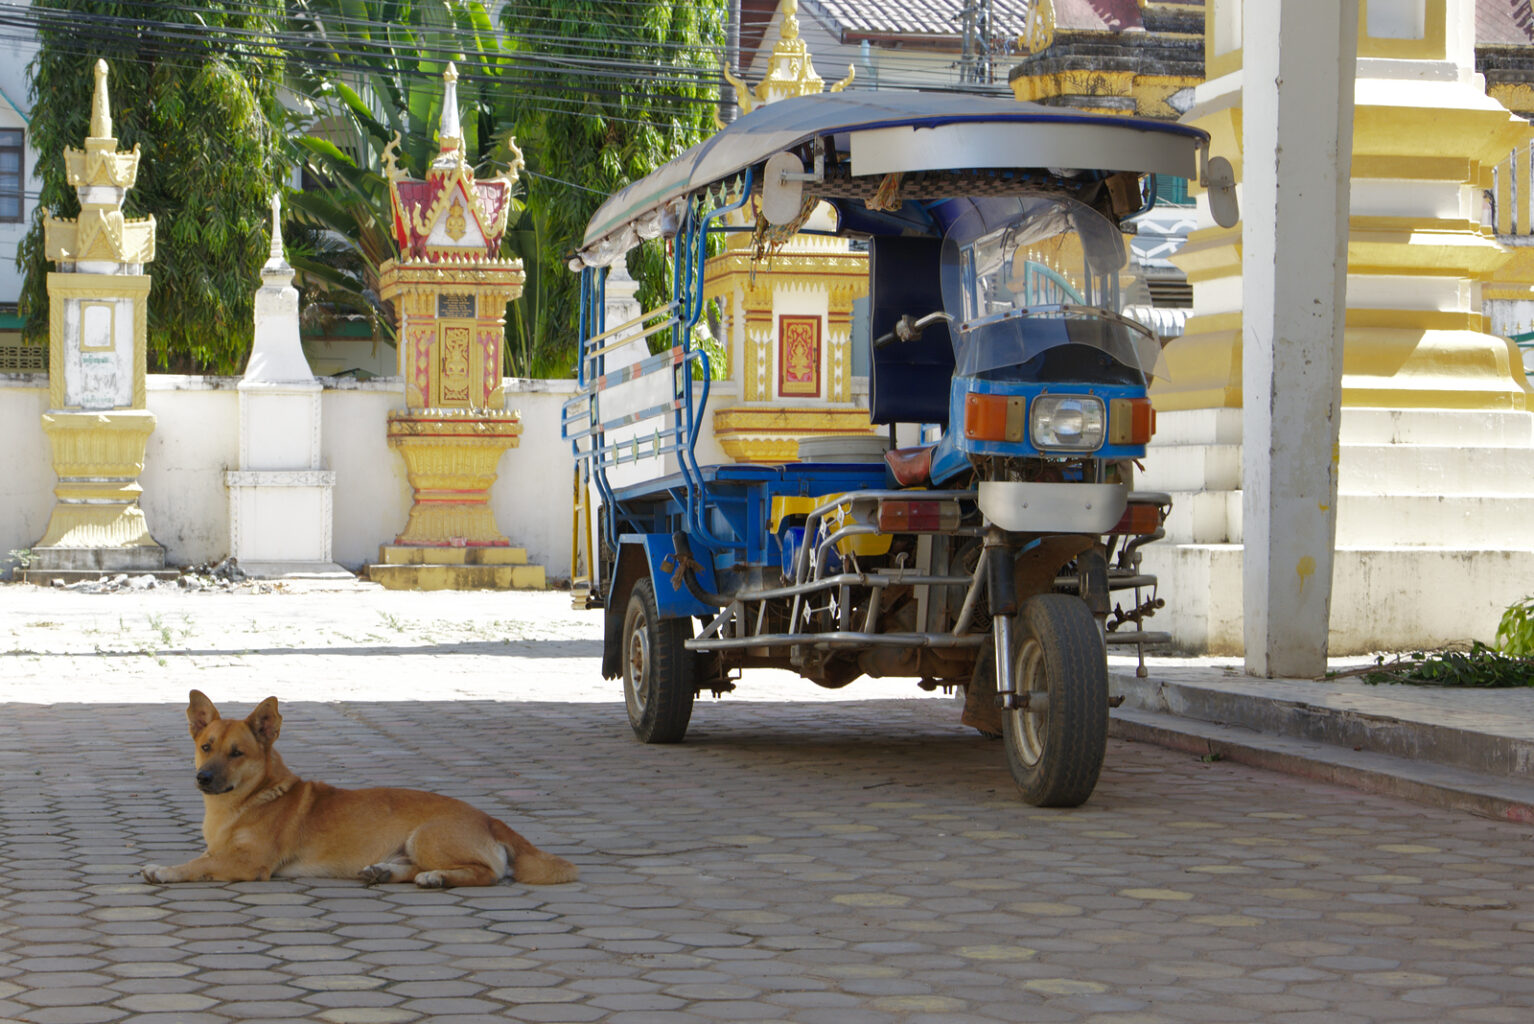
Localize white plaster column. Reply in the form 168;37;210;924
1240;0;1359;676
225;194;344;577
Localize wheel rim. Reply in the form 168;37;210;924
626;609;651;719
1008;635;1048;767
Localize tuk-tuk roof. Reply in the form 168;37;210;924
576;91;1209;268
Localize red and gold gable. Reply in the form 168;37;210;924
389;170;513;261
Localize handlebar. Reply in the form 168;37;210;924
872;311;952;349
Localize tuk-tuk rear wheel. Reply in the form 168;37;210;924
1002;594;1108;807
621;576;695;744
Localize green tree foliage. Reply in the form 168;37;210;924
18;1;290;374
499;1;726;377
283;0;519;347
287;0;725;378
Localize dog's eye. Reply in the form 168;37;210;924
228;748;243;759
200;743;211;753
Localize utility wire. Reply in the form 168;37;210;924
0;0;1006;100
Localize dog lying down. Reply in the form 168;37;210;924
141;690;578;889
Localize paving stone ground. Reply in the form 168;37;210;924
2;583;1533;1023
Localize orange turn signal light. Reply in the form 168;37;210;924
1109;398;1156;445
964;393;1025;442
1108;502;1163;535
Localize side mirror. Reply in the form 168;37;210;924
1206;155;1239;229
762;151;806;226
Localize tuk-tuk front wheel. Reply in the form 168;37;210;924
621;577;696;744
1002;594;1108;807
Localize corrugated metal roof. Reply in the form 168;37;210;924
801;0;1034;40
799;0;1146;39
1479;0;1534;45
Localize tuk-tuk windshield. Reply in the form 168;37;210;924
940;195;1166;381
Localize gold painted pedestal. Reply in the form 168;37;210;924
365;409;545;590
28;409;167;574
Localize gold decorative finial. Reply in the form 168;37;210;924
90;59;112;141
783;0;800;42
504;135;524;187
722;62;756;117
382;131;403;182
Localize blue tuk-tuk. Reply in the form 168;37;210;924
562;92;1230;806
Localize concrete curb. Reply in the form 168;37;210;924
1109;659;1534;821
1109;707;1534;823
1111;671;1534;778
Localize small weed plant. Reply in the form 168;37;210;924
1330;595;1534;688
1495;595;1534;656
1345;642;1534;687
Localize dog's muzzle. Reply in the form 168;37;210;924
195;769;234;795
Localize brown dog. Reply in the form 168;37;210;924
141;691;578;889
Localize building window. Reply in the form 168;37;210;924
1152;174;1193;207
0;129;23;223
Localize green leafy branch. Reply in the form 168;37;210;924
1330;643;1534;688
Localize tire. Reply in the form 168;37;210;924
1074;547;1111;641
1002;593;1108;807
621;576;695;744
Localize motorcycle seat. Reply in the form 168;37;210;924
884;445;934;487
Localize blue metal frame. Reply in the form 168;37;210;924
563;171;759;605
672;172;754;550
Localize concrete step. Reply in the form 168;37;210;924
1109;707;1534;823
1338;406;1534;446
1335;494;1534;547
1139;443;1242;493
1339;444;1534;496
1160;490;1240;544
1137;543;1534;654
378;545;530;566
365;563;547;591
1156;489;1534;547
1149;406;1534;447
1144;442;1534;497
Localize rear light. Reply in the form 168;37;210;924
1108;502;1162;535
878;500;962;533
1109;398;1156;445
964;393;1025;442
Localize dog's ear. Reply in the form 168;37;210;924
187;690;220;738
246;697;282;747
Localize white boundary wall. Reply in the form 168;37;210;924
0;374;582;579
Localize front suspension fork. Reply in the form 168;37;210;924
984;528;1027;711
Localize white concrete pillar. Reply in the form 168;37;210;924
1240;0;1359;677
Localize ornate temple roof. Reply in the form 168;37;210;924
385;64;520;262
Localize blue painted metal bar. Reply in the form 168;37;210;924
674;172;754;547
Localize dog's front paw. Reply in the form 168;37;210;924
359;864;396;885
141;864;175;884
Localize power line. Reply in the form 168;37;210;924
0;0;1003;106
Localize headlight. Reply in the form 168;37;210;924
1030;395;1105;451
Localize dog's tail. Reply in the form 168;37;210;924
491;819;579;885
